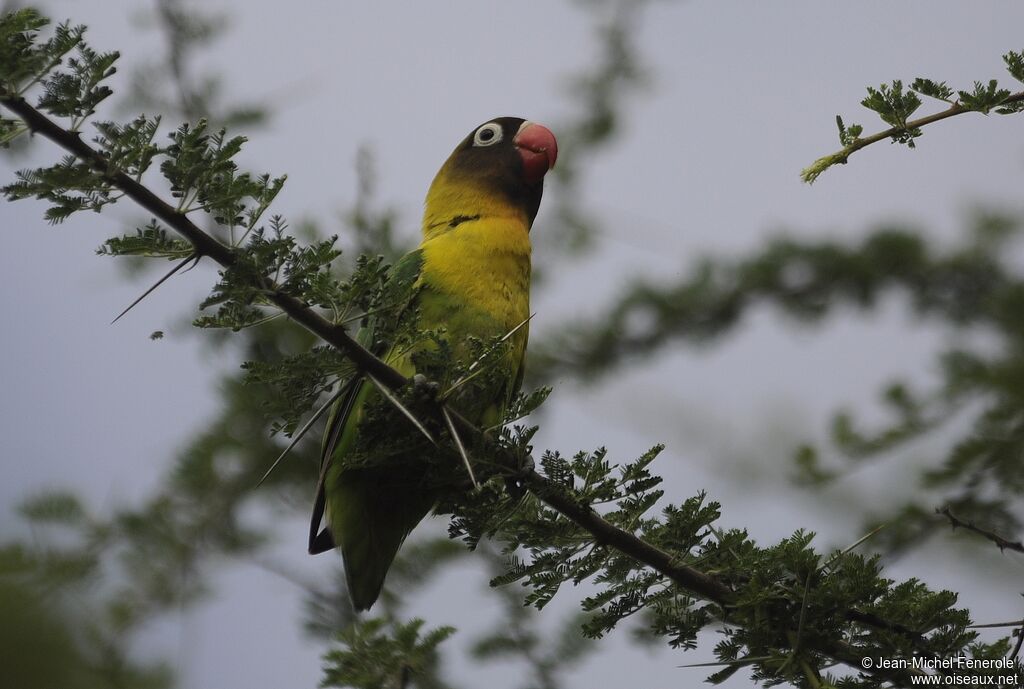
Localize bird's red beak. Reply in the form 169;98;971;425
513;121;557;185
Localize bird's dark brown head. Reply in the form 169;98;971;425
425;117;558;232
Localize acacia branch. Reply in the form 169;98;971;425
0;93;923;685
801;91;1024;183
521;469;734;604
0;92;407;390
938;506;1024;554
1;92;741;603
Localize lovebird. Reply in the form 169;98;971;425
309;117;558;611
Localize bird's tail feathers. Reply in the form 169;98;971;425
341;487;435;611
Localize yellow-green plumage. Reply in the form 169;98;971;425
309;117;557;611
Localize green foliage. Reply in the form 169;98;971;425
861;80;922;146
18;491;86;524
475;445;666;610
1005;50;1024;83
0;10;116;131
243;346;353;434
826;382;938;460
0;575;171;689
195;220;342;329
0;11;83;95
534;227;982;375
533;212;1024;558
534;217;1014;371
1;485;228;688
98;220;194;258
335;253;393;321
321;618;456;689
956;79;1012;114
3;153;113;222
802;49;1024;182
501;385;552;428
835;115;863;147
3;115;164;222
93;116;162;178
469;543;597;689
4;9;1023;689
36;42;117;130
161;120;285;230
447;441;1009;686
911;77;954;102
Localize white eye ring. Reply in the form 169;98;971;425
473;122;503;147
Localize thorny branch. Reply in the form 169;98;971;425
0;92;407;390
802;90;1024;183
0;91;928;686
938;506;1024;555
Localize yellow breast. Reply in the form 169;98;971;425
419;215;531;331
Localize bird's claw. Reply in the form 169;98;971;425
411;374;440;401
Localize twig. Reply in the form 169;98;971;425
0;93;408;391
968;620;1024;630
938;506;1024;554
801;91;1024;183
520;467;734;604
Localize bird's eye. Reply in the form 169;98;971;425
472;122;503;147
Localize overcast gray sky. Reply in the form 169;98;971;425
3;2;1024;688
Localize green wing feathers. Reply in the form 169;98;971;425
308;250;428;608
329;468;436;611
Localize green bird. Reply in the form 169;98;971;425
309;117;558;611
